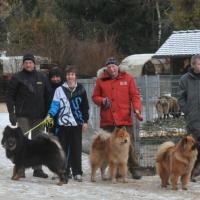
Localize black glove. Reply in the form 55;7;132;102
9;113;17;126
102;97;111;109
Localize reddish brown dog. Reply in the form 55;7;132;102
90;127;130;184
156;136;197;190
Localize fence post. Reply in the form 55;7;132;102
144;75;150;121
133;115;140;163
156;74;160;97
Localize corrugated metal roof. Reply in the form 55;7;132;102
154;30;200;57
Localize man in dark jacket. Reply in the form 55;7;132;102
178;54;200;139
6;53;51;178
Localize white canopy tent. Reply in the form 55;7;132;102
119;54;170;76
119;54;155;76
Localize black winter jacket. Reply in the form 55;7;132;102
6;69;51;119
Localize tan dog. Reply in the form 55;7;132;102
90;127;130;184
156;97;169;119
156;136;197;190
156;96;181;119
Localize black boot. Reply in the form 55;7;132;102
33;169;48;178
132;170;142;180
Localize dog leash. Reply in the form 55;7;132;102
108;102;117;126
24;117;54;139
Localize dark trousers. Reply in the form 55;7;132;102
58;126;82;176
102;125;140;175
17;117;44;171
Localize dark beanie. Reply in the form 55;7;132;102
105;57;117;66
49;67;63;79
23;53;35;64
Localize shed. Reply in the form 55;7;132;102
154;30;200;74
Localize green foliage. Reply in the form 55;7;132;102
3;0;174;56
170;0;200;29
53;0;172;54
21;0;37;16
2;0;175;71
7;16;70;60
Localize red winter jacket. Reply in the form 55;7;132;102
92;70;142;127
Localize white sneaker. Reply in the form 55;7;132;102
74;174;82;182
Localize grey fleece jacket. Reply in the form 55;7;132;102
178;69;200;138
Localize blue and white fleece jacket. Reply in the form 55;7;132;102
48;82;89;126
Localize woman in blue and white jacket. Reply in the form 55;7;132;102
48;66;89;182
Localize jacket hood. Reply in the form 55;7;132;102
188;68;200;80
49;67;63;80
96;66;127;79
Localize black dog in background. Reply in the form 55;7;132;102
1;126;68;185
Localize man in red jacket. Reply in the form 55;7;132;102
92;57;143;179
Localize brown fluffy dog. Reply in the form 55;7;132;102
90;127;130;184
156;96;181;119
156;97;169;119
156;136;197;190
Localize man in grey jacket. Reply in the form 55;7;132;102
178;54;200;139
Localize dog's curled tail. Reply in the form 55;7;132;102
156;141;175;162
92;130;111;142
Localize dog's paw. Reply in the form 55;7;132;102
11;176;20;181
111;179;117;184
123;178;128;183
91;178;96;182
172;187;178;190
161;184;167;188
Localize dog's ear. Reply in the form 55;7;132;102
114;126;127;132
4;125;10;131
121;126;127;131
114;127;120;133
15;127;23;136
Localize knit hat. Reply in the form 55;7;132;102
49;67;63;79
23;53;35;64
105;57;118;66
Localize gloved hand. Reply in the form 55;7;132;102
102;97;111;109
45;114;54;128
135;110;143;121
9;113;17;126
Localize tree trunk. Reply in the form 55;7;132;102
155;0;161;47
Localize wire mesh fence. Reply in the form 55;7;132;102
0;75;185;169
